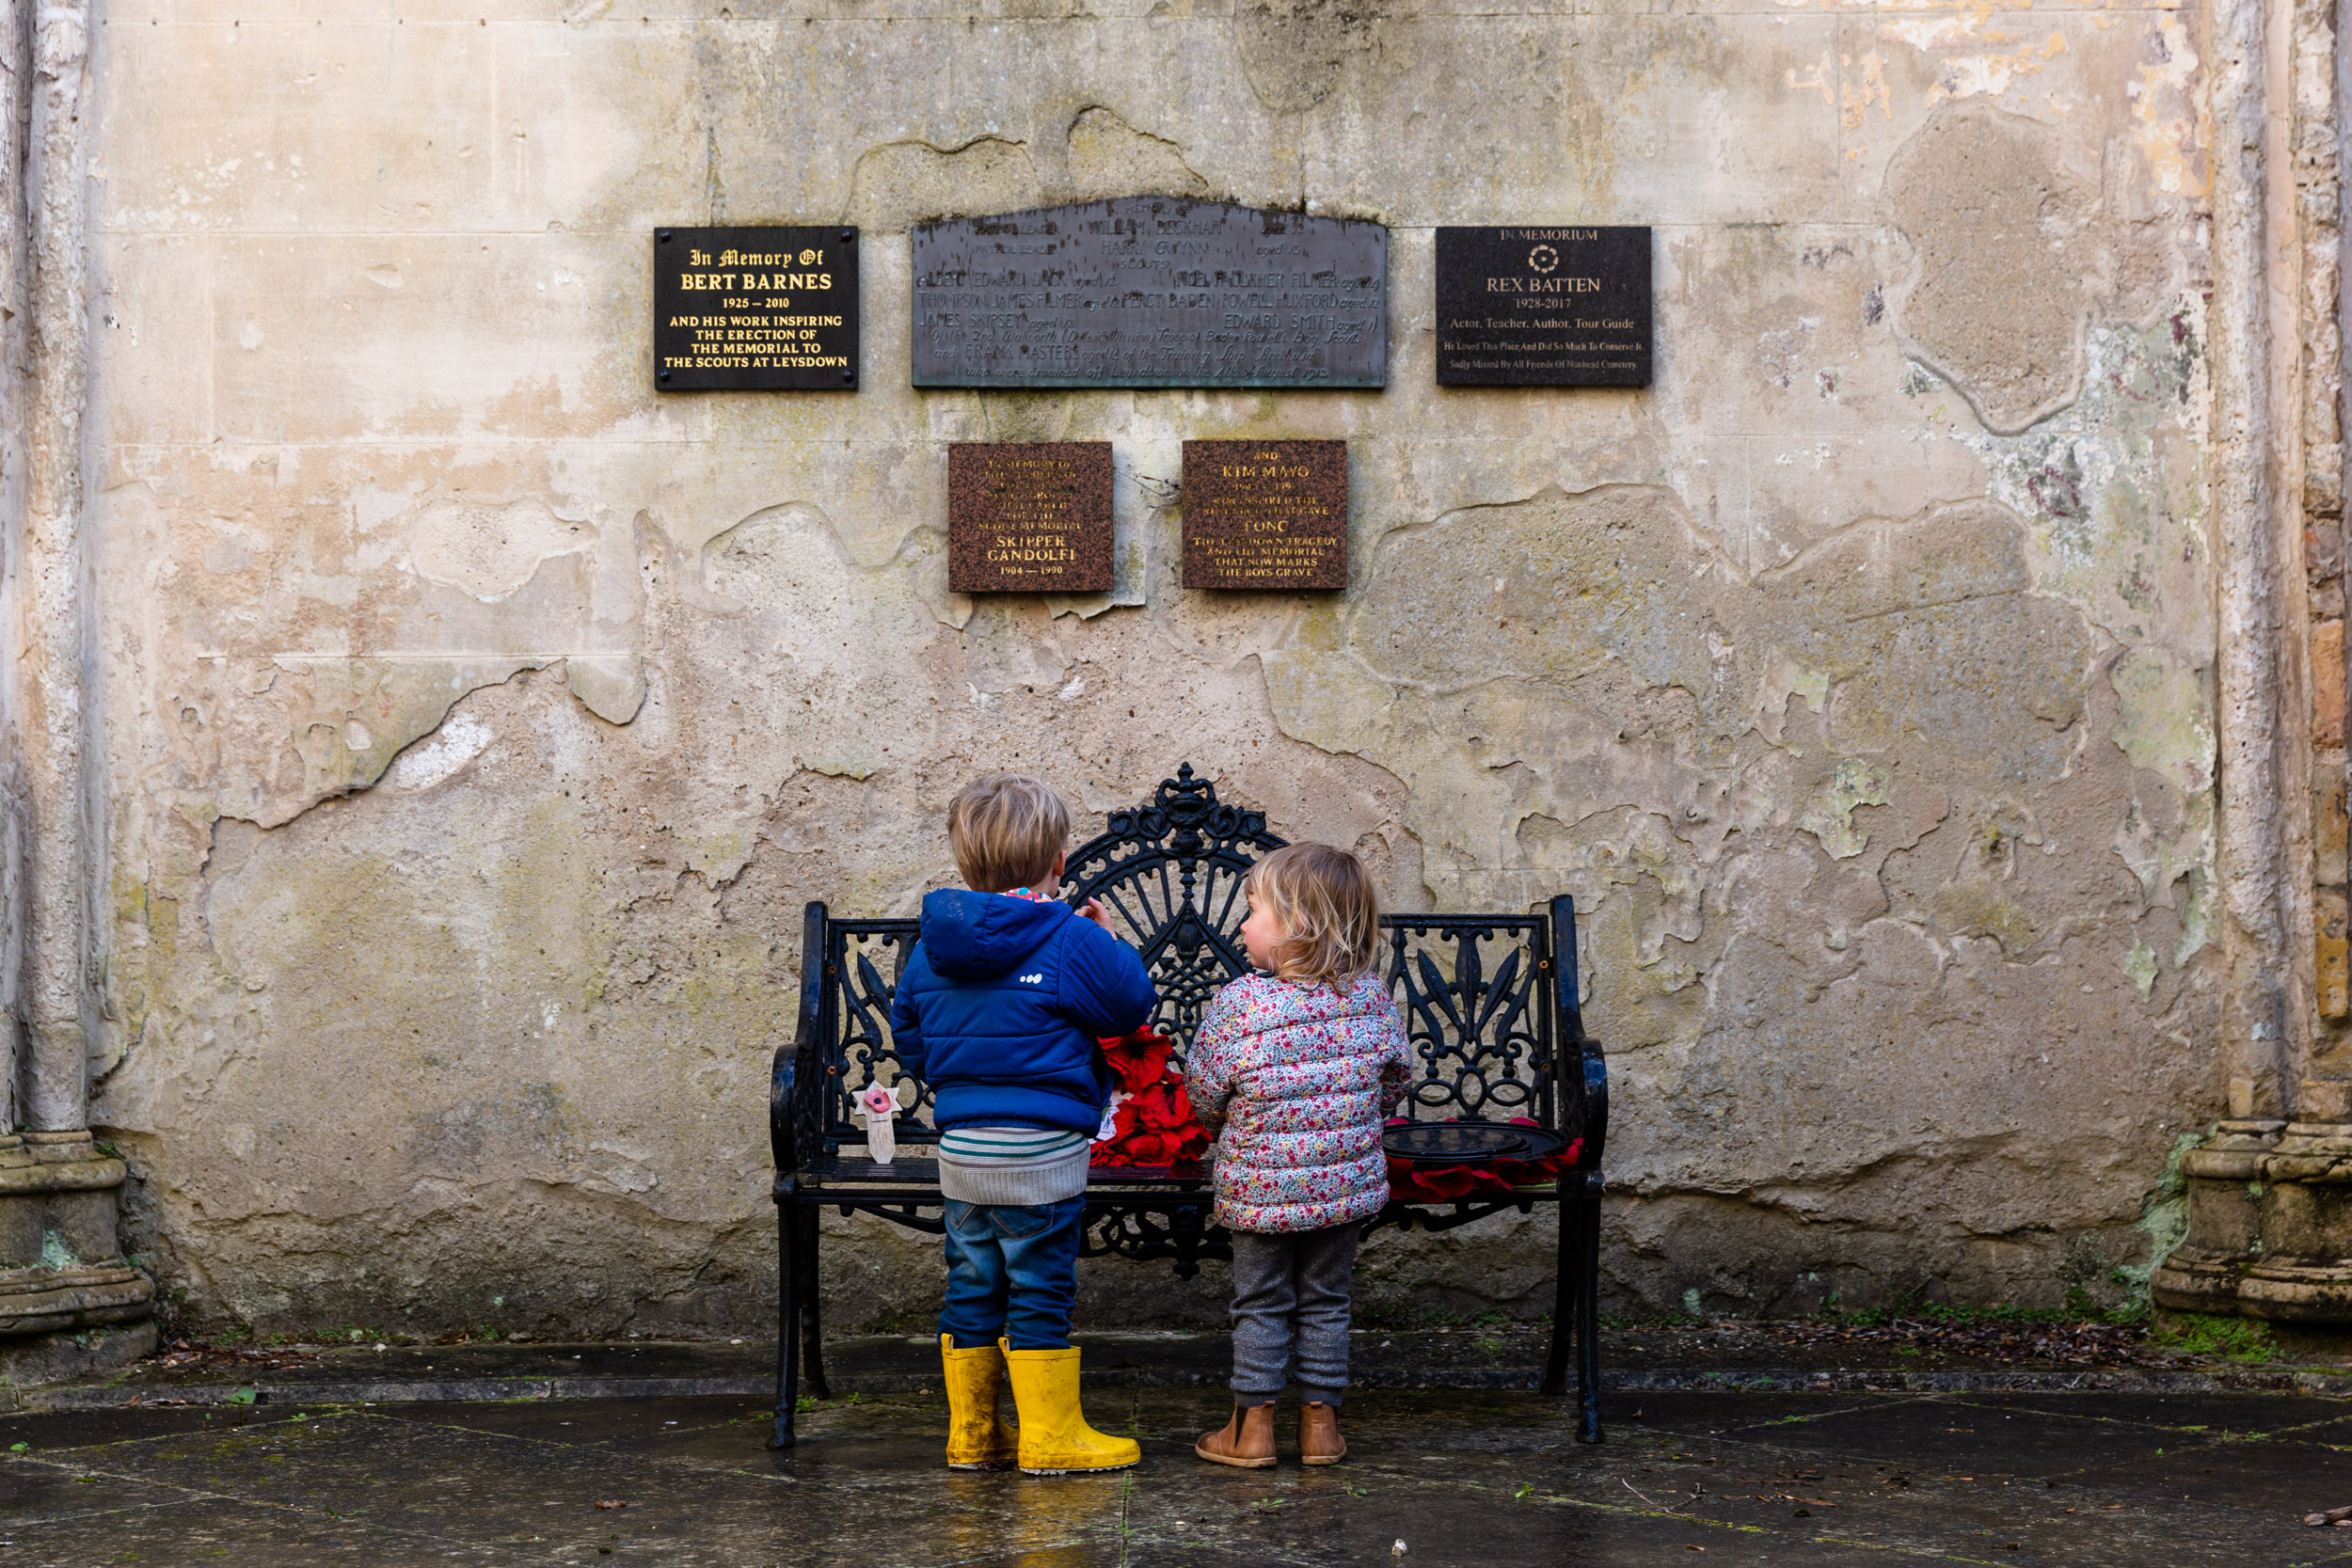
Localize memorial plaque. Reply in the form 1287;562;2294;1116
654;225;858;390
948;443;1114;594
1435;227;1652;387
913;198;1386;389
1181;440;1348;591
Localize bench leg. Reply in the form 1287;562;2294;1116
1574;1190;1604;1444
1542;1198;1572;1398
798;1206;833;1401
770;1202;802;1449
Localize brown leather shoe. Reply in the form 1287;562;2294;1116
1299;1402;1346;1465
1194;1402;1277;1468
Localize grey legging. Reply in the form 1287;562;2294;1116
1228;1222;1360;1406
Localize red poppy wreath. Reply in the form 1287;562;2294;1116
1089;1027;1211;1168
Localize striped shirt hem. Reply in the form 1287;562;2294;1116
938;1127;1089;1162
937;1125;1092;1207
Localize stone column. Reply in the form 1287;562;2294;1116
2232;0;2352;1343
2211;0;2296;1128
2155;0;2352;1344
2156;0;2296;1316
0;0;152;1384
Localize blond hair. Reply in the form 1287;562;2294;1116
947;773;1071;893
1244;843;1383;991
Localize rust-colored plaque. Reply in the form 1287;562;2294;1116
947;442;1114;594
1181;440;1348;591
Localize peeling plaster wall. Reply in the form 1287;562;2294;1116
83;0;2220;1336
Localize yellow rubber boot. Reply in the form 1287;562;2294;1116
940;1334;1019;1469
1002;1345;1142;1475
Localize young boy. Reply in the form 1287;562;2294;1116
889;773;1157;1475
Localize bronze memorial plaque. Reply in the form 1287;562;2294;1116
948;443;1114;594
653;225;859;390
1181;440;1348;591
913;198;1386;389
1435;226;1652;387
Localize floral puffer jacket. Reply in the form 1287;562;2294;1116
1184;971;1412;1232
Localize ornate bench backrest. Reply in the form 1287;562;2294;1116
1059;764;1285;1049
787;768;1581;1158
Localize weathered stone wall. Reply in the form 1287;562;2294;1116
82;0;2218;1338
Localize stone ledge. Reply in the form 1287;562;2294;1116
40;1366;2352;1408
0;1156;127;1196
0;1262;144;1301
2180;1145;2273;1182
28;1311;2342;1418
2238;1261;2352;1321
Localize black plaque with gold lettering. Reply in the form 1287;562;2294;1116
1181;440;1348;591
1435;227;1651;388
654;226;858;390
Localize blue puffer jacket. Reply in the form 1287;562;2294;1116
890;890;1159;1133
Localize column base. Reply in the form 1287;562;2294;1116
0;1320;157;1396
0;1132;156;1388
2151;1120;2281;1313
2155;1109;2352;1331
2237;1259;2352;1321
2148;1246;2254;1312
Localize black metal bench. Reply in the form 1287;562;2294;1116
768;766;1610;1447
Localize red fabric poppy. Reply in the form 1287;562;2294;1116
1090;1027;1210;1168
1101;1028;1178;1096
1382;1116;1581;1204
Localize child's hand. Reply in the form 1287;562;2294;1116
1077;899;1114;932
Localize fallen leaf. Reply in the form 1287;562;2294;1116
594;1500;631;1511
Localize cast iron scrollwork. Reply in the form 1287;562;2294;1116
1079;1203;1232;1278
1387;919;1551;1124
1062;764;1287;1054
824;921;924;1145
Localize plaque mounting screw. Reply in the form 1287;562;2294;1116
842;371;854;383
658;230;673;244
659;370;671;382
840;230;854;244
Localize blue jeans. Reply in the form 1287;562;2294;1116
940;1196;1086;1350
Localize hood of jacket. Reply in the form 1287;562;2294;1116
917;888;1069;981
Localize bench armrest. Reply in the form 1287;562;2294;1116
1573;1040;1609;1177
1549;894;1608;1177
771;900;831;1179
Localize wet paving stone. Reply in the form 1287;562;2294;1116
1615;1390;1913;1435
0;1402;310;1452
1946;1389;2352;1436
1695;1397;2197;1480
0;1494;516;1567
375;1395;774;1448
2;1386;2347;1563
0;1455;210;1528
2067;1433;2352;1515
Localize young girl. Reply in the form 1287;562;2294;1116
1184;842;1411;1467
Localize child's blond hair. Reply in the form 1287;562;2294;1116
946;773;1071;893
1243;843;1383;991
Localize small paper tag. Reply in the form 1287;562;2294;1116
1095;1106;1120;1142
